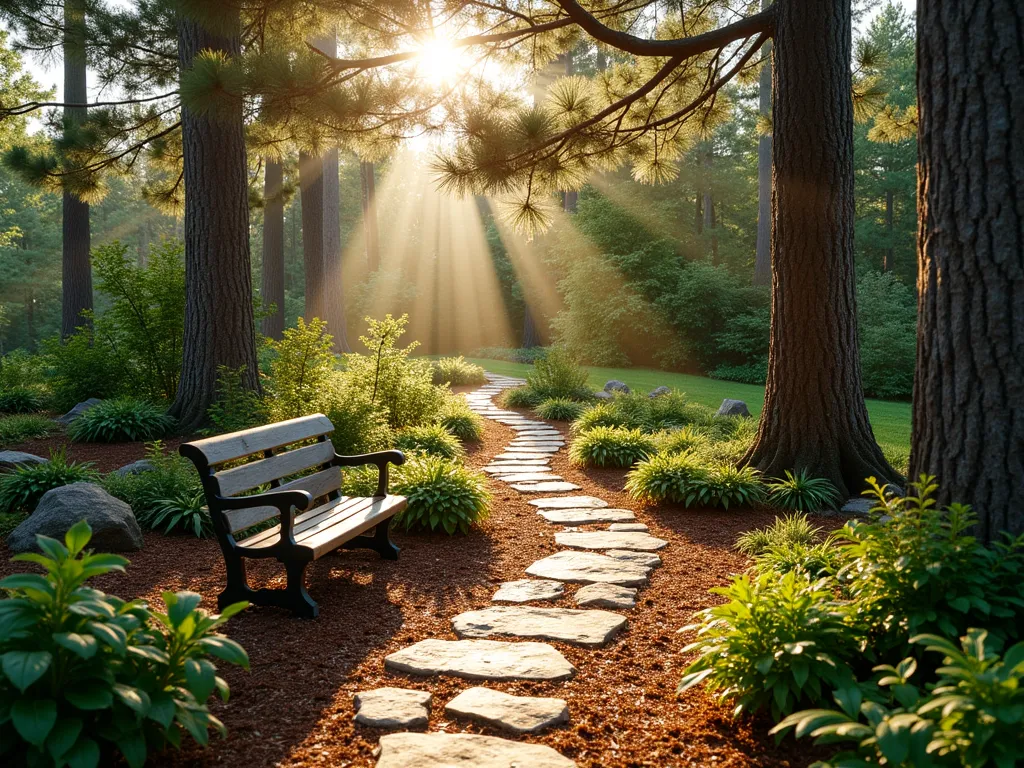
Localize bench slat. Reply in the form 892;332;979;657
306;496;406;559
183;414;334;467
223;467;343;534
215;441;335;497
240;495;367;547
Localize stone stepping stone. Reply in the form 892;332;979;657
537;508;636;525
530;496;609;509
377;732;576;768
484;464;551;474
505;445;560;454
494;452;552;461
452;606;626;647
497;473;564;483
354;687;431;728
609;522;649;532
492;579;564;603
556;531;668;552
445;687;569;734
510;425;560;432
511;438;565;445
606;549;662;568
574;583;637;610
385;639;575;681
526;551;649;586
511;481;581;493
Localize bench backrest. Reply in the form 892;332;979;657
180;414;339;534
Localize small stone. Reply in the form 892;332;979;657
511;481;581;493
0;451;48;472
555;531;668;552
608;523;649;532
492;579;564;603
530;496;609;509
384;639;575;681
537;508;636;525
354;687;431;729
526;551;650;586
593;391;612;400
840;497;875;516
112;459;156;477
603;380;631;394
8;483;143;553
648;386;672;398
444;687;569;734
605;550;662;568
574;583;637;610
451;606;626;647
54;398;102;425
376;733;576;768
716;398;751;418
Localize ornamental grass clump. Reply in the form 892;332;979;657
392;454;490;535
524;347;592;401
68;397;174;443
0;449;98;513
102;441;201;523
624;452;710;505
0;414;55;447
435;398;484;442
395;424;463;459
736;512;821;556
654;426;709;455
0;386;45;414
0;521;249;767
499;386;542;409
569;426;657;468
535;397;588;422
766;469;842;513
431;356;486;386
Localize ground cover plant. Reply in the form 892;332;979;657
394;424;463;459
431;356;486;386
766;470;842;513
0;520;249;767
534;397;588;422
0;386;44;414
103;442;203;528
624;452;765;509
0;449;98;513
569;426;657;468
68;398;174;443
0;414;55;447
434;397;484;442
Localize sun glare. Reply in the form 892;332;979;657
417;37;470;85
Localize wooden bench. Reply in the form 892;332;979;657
180;414;406;618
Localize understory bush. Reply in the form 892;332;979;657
499;386;541;409
0;387;44;414
395;424;463;459
264;317;337;421
0;521;249;767
431;356;485;386
0;350;47;392
0;414;55;447
103;442;201;522
393;455;490;534
766;470;842;513
625;453;764;509
206;366;268;434
325;385;394;456
523;347;592;401
569;426;656;468
0;450;98;513
435;398;484;442
68;397;174;443
535;397;588;422
473;346;548;364
41;330;128;412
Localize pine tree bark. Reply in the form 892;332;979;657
361;161;380;271
299;150;326;321
170;9;260;432
910;0;1024;539
322;148;350;351
743;0;899;496
61;0;92;338
261;158;285;340
753;6;773;287
522;308;540;348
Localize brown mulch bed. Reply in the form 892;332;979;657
6;433;193;473
0;408;827;767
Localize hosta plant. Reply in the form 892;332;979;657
0;521;249;767
535;398;588;422
68;397;174;443
767;469;842;513
142;488;214;538
655;426;708;455
395;424;463;459
569;426;657;468
392;454;490;535
0;449;98;513
102;441;202;521
625;452;710;505
701;464;766;509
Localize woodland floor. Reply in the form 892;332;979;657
0;393;834;767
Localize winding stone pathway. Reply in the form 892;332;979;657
364;374;670;766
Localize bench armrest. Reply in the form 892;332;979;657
216;489;313;545
333;450;406;497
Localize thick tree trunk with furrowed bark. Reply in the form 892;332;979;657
753;4;772;287
170;10;260;432
261;159;285;340
299;150;326;322
361;161;380;272
742;0;899;497
910;0;1024;540
322;147;350;351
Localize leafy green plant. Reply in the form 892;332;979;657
569;426;657;468
571;402;623;433
392;454;490;535
737;512;821;556
0;449;98;513
0;414;55;447
140;488;214;538
324;384;394;455
535;397;588;422
431;356;486;386
395;424;463;459
772;629;1024;768
881;442;910;476
524;347;591;401
435;398;484;442
264;317;337;420
690;437;752;466
625;452;710;505
0;520;249;768
571;392;716;436
102;442;202;521
702;464;766;510
68;397;173;443
757;538;843;579
40;329;128;412
473;346;548;364
767;470;842;513
500;386;542;409
0;386;44;414
655;426;709;455
0;350;47;392
206;365;268;434
679;570;860;719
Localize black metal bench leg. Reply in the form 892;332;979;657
218;552;257;611
372;521;400;561
283;559;319;619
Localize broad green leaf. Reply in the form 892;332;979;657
2;650;52;692
116;732;147;768
147;692;175;729
112;683;151;715
165;591;202;628
185;658;217;702
46;717;83;761
11;699;57;746
197;636;249;669
53;632;98;660
88;621;127;654
64;682;114;710
64;520;92;555
0;573;54;595
64;736;100;768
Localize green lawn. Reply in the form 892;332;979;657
465;358;911;451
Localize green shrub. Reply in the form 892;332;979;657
772;629;1024;768
0;520;249;767
569;426;657;468
690;437;752;466
68;397;173;443
767;470;842;513
625;452;710;505
571;402;623;433
41;329;128;411
737;512;821;557
881;442;910;476
0;450;98;513
432;356;486;386
679;570;860;720
436;398;484;442
103;442;202;519
206;365;268;434
572;392;715;436
325;384;394;455
756;537;843;579
0;349;47;391
535;397;588;422
524;347;591;401
0;414;55;447
858;270;916;399
702;465;766;510
392;454;490;535
395;424;463;459
655;426;709;455
0;386;44;414
265;317;337;420
474;346;548;364
140;488;214;538
500;386;542;409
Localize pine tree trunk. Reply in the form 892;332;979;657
322;148;350;351
261;158;285;340
522;308;540;348
299;150;326;321
753;10;773;287
695;189;703;234
361;161;380;271
742;0;899;496
883;188;893;272
61;0;92;338
910;0;1024;539
170;9;260;432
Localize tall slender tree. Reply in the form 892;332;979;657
361;159;380;271
752;0;772;286
261;158;285;339
299;150;326;320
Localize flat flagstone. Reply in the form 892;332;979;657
530;496;609;509
605;549;662;568
496;473;563;483
376;733;576;768
511;481;581;492
353;687;431;728
526;551;650;586
485;464;552;474
452;606;626;647
492;579;565;603
574;583;637;610
537;508;636;525
444;687;569;734
505;445;560;454
494;452;553;461
608;523;649;532
384;639;576;681
555;531;668;551
511;437;565;444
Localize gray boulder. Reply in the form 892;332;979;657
113;459;155;478
648;386;672;398
55;398;102;425
603;380;630;395
593;391;612;400
716;398;751;418
0;451;48;472
7;482;143;553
